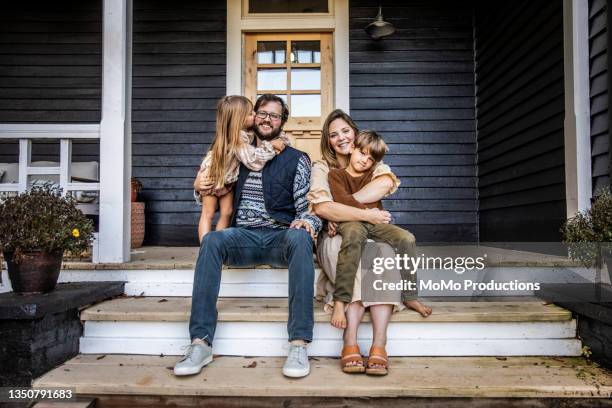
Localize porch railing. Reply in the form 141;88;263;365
0;124;101;215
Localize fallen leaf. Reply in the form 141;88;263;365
243;361;257;368
158;299;168;303
495;357;507;361
96;355;106;360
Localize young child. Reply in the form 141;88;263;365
328;130;424;330
196;95;289;241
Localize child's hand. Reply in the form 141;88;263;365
327;221;338;237
271;138;286;154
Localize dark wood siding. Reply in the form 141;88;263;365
0;0;101;164
349;0;478;243
132;0;226;245
475;0;566;242
590;0;610;194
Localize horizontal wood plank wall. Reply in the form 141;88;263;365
132;0;226;245
349;0;478;242
590;0;610;194
0;0;101;165
475;0;566;242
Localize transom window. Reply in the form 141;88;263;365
246;0;330;14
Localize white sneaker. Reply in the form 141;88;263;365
173;339;213;376
282;344;310;378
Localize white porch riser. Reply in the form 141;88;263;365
79;320;582;357
80;338;582;357
52;267;596;298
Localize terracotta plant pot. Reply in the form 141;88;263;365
4;250;63;295
131;178;142;202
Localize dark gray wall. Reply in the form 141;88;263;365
349;0;478;243
475;0;566;242
132;0;226;245
590;0;610;195
0;0;101;164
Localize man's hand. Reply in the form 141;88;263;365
290;219;316;240
327;221;338;237
195;174;215;195
364;208;392;224
271;139;286;154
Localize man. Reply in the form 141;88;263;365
174;94;321;378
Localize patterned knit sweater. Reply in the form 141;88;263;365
235;155;322;233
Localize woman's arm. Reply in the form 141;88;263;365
313;201;391;224
352;174;395;204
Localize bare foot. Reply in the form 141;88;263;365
331;301;347;329
404;299;432;317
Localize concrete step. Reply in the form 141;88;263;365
78;297;582;357
33;354;612;399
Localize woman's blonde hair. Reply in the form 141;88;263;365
320;109;359;169
208;95;253;189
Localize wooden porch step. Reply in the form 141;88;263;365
81;296;573;323
33;354;612;398
78;297;582;357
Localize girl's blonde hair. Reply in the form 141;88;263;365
208;95;253;189
320;109;360;169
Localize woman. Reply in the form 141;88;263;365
308;109;432;375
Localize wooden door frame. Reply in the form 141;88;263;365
226;0;349;113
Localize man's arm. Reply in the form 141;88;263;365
292;155;322;234
328;170;368;209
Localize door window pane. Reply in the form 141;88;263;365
291;69;320;90
257;69;287;90
291;41;320;64
249;0;328;13
257;42;286;64
292;94;321;116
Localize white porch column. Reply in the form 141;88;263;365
563;0;592;217
99;0;132;262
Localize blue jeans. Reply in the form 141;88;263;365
189;227;315;345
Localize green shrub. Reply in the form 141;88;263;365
0;185;94;261
561;187;612;267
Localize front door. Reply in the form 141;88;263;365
244;32;333;162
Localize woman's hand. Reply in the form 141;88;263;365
364;208;392;224
327;221;338;237
271;139;286;154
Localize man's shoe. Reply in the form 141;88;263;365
173;339;213;376
282;344;310;378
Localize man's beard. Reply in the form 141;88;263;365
252;122;282;141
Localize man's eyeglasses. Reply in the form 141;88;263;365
256;110;282;121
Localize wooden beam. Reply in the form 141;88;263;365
563;0;592;215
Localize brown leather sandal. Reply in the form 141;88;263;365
341;345;366;373
366;345;388;376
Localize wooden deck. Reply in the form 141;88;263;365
34;355;612;398
59;245;581;270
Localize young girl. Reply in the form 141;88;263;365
196;95;289;241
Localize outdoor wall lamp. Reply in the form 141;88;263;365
365;6;396;40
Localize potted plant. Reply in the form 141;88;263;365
562;187;612;273
553;187;612;369
0;185;94;295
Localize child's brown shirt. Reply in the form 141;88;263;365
328;167;383;210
